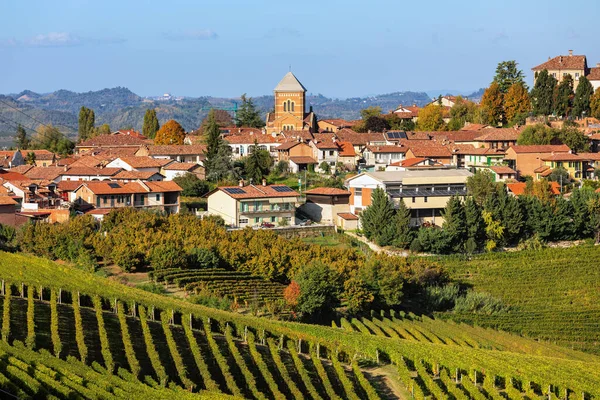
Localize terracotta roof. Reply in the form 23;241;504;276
85;208;113;215
532;54;587;71
540;168;553;177
77;134;149;148
507;182;561;196
61;167;122;177
0;196;17;206
401;157;427;167
577;152;600;161
443;130;483;142
282;130;314;142
406;144;452;158
319;119;352;127
145;181;182;193
461;124;489;131
336;129;385;145
533;165;551;173
508;144;571;154
0;170;29;180
113;129;145;138
216;184;299;200
144;144;207;156
69;155;107;168
489;166;516;174
588;67;600;81
118;156;163;168
277;141;306;151
338;141;356;157
90;147;140;157
56;181;83;192
365;145;407;154
289;156;317;164
541;153;584;161
112;170;163;180
305;187;350;196
23;166;64;180
220;127;263;135
54;157;78;166
314;140;339;150
77;180;181;195
225;132;280;145
337;212;359;220
405;132;433;140
475;128;520;142
27;150;55;160
163;162;201;171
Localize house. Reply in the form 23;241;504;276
337;142;357;169
404;143;453;165
309;136;357;171
224;131;282;159
504;144;571;178
426;96;460;108
486;166;517;182
451;146;505;169
301;187;351;225
389;104;420;122
206;182;299;228
73;180;182;215
22;166;65;183
112;129;145;138
362;145;408;170
276;141;317;172
538;153;587;181
386;158;445;171
473;128;520;150
578;153;600;177
111;170;165;183
318;119;353;133
75;134;149;154
2;179;62;209
27;150;56;167
106;156;166;174
532;50;588;90
265;72;318;134
0;195;25;227
588;65;600;91
135;144;207;165
345;169;472;226
59;166;122;182
0;150;24;168
161;162;205;180
336;212;359;231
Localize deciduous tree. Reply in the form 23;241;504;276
517;124;557;145
504;82;531;124
480;82;504;126
295;262;341;320
416;104;446;131
14;124;30;149
143;109;160;139
154;119;186;145
31;125;74;155
590;88;600;119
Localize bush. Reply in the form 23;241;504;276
187;248;220;269
136;282;167;295
112;243;145;272
453;290;509;314
423;284;460;311
75;249;98;273
274;160;289;175
517;234;546;251
149;243;187;270
189;292;232;310
173;174;212;197
319;161;331;174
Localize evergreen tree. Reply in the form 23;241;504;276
14;124;30;149
531;70;557;116
78;106;95;142
464;197;485;250
442;196;466;252
503;82;531;124
143;109;160;139
498;189;524;245
573;76;594;118
480;82;504;126
493;61;526;94
391;199;413;249
467;170;497;206
553;74;574;118
570;187;598;238
360;188;396;245
245;139;272;183
235;94;265;128
204;109;233;182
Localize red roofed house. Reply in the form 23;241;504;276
386;157;445;171
224;131;283;159
473;128;521;150
135;144;207;165
161;162;205;180
301;187;351;225
504;144;571;179
362;145;408;170
206;182;299;228
72;180;182;215
532;50;588;91
405;144;453;165
317;119;353;133
276;141;316;173
106;156;166;174
486;166;517;182
538;152;588;181
75;134;149;155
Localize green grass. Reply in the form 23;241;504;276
432;245;600;354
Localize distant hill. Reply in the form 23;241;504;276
0;87;431;147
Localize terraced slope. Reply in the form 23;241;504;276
433;246;600;354
3;251;600;398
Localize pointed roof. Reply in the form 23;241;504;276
274;72;307;92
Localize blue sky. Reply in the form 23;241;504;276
1;0;598;98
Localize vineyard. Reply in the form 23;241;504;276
3;250;600;398
149;268;285;304
434;246;600;354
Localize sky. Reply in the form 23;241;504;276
1;0;598;99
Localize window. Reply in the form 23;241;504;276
103;196;107;204
575;72;580;80
283;102;287;112
271;216;276;222
241;202;249;212
291;102;295;112
255;217;260;223
424;196;428;203
156;194;160;201
552;72;557;78
329;150;334;156
563;72;567;77
96;197;100;207
412;197;416;203
355;188;362;196
239;218;248;224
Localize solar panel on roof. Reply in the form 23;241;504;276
273;186;294;193
108;183;120;188
224;187;245;194
387;131;407;139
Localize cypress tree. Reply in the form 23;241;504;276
14;124;30;149
442;196;467;252
573;76;594;118
531;70;557;116
204;109;233;182
553;74;574;118
78;106;95;141
360;188;395;245
143;109;160;139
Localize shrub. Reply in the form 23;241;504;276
75;249;98;273
136;283;167;295
112;244;145;272
187;247;219;269
149;243;187;270
173;174;212;197
189;292;232;310
423;284;461;311
453;290;509;314
274;160;289;175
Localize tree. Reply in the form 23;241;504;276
354;107;384;132
466;170;497;206
480;82;504;126
204;109;233;182
416;104;446;131
319;161;331;174
359;188;396;245
363;116;390;132
531;70;557;116
14;124;30;149
25;152;36;165
517;124;557;145
78;106;95;142
95;124;111;136
464;197;485;250
143;109;160;139
235;94;265;128
558;126;589;152
573;76;594;118
553;74;574;118
548;167;570;185
294;262;341;320
31;125;74;155
447;96;477;130
245;140;272;183
387;114;415;131
173;174;212;197
154;119;186;145
360;106;382;120
493;61;526;94
590;88;600;119
343;276;374;314
504;82;531;124
442;196;466;252
390;199;413;249
482;209;504;252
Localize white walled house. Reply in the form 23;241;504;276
106;156;166;174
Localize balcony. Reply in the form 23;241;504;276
239;205;293;214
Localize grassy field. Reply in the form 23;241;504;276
3;251;600;398
433;245;600;354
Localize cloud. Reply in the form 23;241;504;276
163;29;218;41
0;32;126;48
263;28;303;39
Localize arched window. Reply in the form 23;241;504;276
291;102;295;112
287;100;291;112
283;102;287;112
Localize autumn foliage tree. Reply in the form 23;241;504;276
154;119;186;145
591;88;600;119
283;281;300;309
416;104;446;131
503;82;531;125
480;82;504;126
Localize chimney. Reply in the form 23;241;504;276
569;49;573;56
597;63;600;68
559;56;563;63
238;179;244;187
262;178;266;186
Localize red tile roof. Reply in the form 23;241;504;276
78;134;149;148
23;166;65;180
305;187;350;196
588;67;600;81
118;156;164;168
27;150;56;160
216;184;299;199
461;124;489;131
337;212;359;220
163;162;201;171
406;144;452;158
289;156;317;164
338;141;356;157
541;153;585;162
0;170;29;180
112;170;163;180
0;196;17;205
365;145;407;154
475;128;520;142
61;167;122;177
56;181;83;192
276;141;305;151
532;54;587;71
401;157;427;167
508;144;571;154
577;152;600;161
145;181;182;193
77;180;181;195
507;182;561;196
144;144;207;156
336;129;385;145
489;166;517;174
224;132;280;144
113;129;145;138
319;119;352;127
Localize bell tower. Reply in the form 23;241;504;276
273;72;307;131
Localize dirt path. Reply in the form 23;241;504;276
363;364;410;400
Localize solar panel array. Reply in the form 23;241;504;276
108;183;121;189
224;187;246;194
273;186;294;193
386;131;407;140
391;188;468;198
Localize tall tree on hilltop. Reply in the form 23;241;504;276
480;82;504;126
573;76;594;118
204;109;233;182
143;109;160;139
553;74;574;118
531;70;557;116
503;82;531;125
590;88;600;119
493;61;526;94
78;106;95;142
416;104;446;131
14;124;30;150
154;119;186;145
235;94;265;128
245;139;272;183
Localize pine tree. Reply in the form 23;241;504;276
14;124;30;149
391;199;413;249
503;82;531;124
573;76;594;118
360;188;395;245
204;109;233;182
442;196;466;252
143;109;160;139
553;74;574;118
480;82;504;126
531;70;557;116
464;197;485;250
78;106;95;141
235;94;265;128
245;139;272;183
